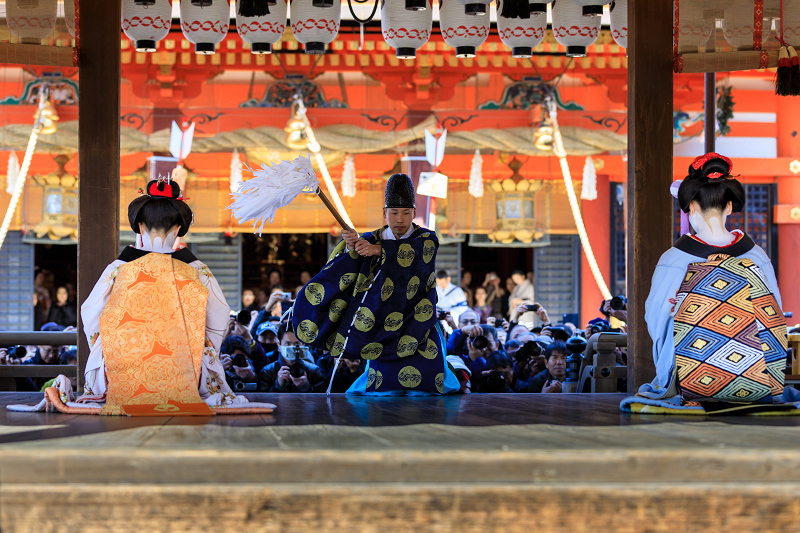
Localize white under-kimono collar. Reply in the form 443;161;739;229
381;225;414;241
136;231;177;254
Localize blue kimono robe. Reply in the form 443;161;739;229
292;225;459;395
640;232;782;400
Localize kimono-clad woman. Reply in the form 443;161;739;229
638;153;794;402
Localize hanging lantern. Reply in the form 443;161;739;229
468;149;484;199
498;0;545;58
180;0;230;55
471;158;551;248
581;156;597;201
237;0;286;54
406;0;427;10
552;0;600;57
64;0;76;37
122;0;172;53
722;0;771;50
341;153;356;198
572;0;606;17
291;0;341;55
381;0;432;59
440;0;489;57
674;1;712;53
7;0;57;44
529;1;553;14
609;0;626;48
455;0;492;16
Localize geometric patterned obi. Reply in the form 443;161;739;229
674;254;787;403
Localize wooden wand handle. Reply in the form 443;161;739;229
316;188;354;234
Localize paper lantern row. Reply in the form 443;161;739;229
114;0;629;59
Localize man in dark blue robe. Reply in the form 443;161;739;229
292;174;459;395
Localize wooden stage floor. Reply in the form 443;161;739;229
3;392;800;532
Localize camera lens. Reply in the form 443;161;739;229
522;341;541;358
473;335;489;350
234;381;246;392
236;309;252;326
289;362;306;379
610;296;626;311
232;353;248;368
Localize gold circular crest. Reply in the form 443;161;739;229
422;240;435;264
326;332;336;350
426;272;436;291
361;342;383;360
385;312;404;332
414;298;434;322
397;243;415;268
419;338;438;359
398;366;422;388
435;373;444;393
355;273;369;293
330;333;346;357
297;320;319;344
354;307;376;332
366;367;384;389
381;277;394;302
339;273;356;292
397;335;419;358
304;283;325;306
406;276;420;301
328;299;349;322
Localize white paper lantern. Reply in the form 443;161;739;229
529;0;552;14
674;1;712;53
180;0;230;55
572;0;606;17
609;0;626;48
722;0;771;50
440;0;489;57
64;0;76;37
236;0;287;54
381;0;432;59
455;0;492;16
122;0;172;52
7;0;57;44
498;0;545;57
290;0;341;54
552;0;600;57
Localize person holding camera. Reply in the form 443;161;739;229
524;340;568;393
506;334;546;383
321;354;365;394
249;289;294;340
257;322;325;393
601;296;628;324
476;351;527;393
510;301;550;327
219;335;258;392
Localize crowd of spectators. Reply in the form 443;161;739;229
213;267;628;394
3;266;628;396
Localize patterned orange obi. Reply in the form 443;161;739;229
99;253;212;415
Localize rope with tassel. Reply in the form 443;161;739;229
775;0;800;96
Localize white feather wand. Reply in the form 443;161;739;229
229;154;353;234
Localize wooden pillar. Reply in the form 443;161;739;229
77;0;121;391
626;0;673;392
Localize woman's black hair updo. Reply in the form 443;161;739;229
677;152;745;214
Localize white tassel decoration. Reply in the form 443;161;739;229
6;151;19;195
230;148;243;195
229;155;320;235
341;153;356;198
468;149;484;198
581;155;597;201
